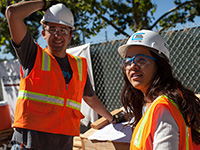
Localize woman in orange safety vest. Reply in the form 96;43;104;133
118;30;200;150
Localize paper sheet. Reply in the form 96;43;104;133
88;122;132;143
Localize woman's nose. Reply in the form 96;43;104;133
130;61;139;69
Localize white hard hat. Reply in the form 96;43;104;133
40;3;75;30
118;30;169;60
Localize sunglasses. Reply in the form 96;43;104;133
44;25;70;36
123;54;156;69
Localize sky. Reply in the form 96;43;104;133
1;0;200;59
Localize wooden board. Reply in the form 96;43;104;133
196;94;200;99
81;138;130;150
80;128;130;150
73;135;82;150
0;128;13;146
90;108;124;129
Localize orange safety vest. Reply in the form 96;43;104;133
13;44;87;136
130;95;199;150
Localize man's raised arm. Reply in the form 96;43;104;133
5;0;44;46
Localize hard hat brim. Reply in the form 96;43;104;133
41;19;75;30
118;43;169;61
118;43;156;59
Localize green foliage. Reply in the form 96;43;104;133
0;0;42;59
156;0;200;32
0;0;200;59
0;0;15;58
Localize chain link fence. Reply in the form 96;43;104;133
89;25;200;112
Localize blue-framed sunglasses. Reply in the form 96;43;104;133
123;54;156;69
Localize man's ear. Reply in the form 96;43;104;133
41;30;46;39
69;31;73;41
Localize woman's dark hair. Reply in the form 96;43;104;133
121;49;200;144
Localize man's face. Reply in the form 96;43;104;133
42;22;73;58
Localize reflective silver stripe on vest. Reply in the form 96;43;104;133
18;90;64;106
66;99;81;111
73;56;83;81
42;50;51;71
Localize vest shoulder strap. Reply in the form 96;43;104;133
67;53;87;82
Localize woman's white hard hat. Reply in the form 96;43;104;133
118;30;170;60
40;3;75;30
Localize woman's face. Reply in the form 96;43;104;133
124;46;157;94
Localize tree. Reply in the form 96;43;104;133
71;0;200;37
0;0;42;58
0;0;200;59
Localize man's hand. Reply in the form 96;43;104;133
41;0;60;11
111;113;127;124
